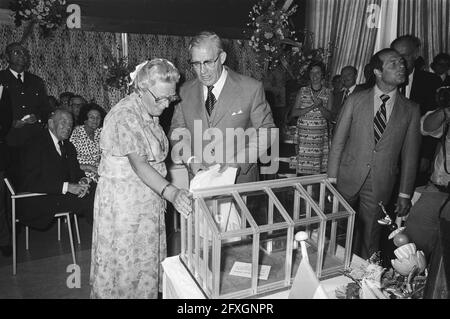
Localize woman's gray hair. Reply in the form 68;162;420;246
188;31;223;54
133;58;180;92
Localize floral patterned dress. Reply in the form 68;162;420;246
295;86;331;175
90;92;168;299
69;125;102;182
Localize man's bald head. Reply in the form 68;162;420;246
48;109;73;141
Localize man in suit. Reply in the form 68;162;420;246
169;31;275;183
16;109;95;230
0;42;51;186
391;35;442;186
332;66;365;118
328;48;421;259
0;86;12;257
430;53;450;87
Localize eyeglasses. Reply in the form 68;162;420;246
189;54;220;69
10;49;27;56
147;89;180;104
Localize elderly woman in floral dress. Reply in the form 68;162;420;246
90;59;192;299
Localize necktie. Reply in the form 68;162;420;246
58;140;66;158
374;94;390;144
17;73;23;86
205;85;216;115
342;88;349;105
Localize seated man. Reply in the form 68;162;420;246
405;86;450;259
16;109;95;229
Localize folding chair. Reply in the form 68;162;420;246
3;178;80;275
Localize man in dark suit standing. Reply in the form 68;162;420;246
328;49;421;259
332;66;365;118
391;35;442;186
0;42;51;186
17;109;95;230
0;86;12;257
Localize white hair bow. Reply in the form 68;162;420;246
129;60;148;86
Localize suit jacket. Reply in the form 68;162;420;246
0;69;50;147
169;67;275;183
0;87;12;171
332;85;365;118
328;88;421;202
407;69;442;163
19;129;85;194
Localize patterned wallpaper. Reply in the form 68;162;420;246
0;24;266;112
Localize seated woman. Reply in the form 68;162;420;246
69;103;106;182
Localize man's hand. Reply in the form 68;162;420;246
189;162;208;175
395;197;412;217
13;119;25;128
23;113;38;124
67;183;90;198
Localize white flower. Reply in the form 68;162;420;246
25;9;31;15
264;32;273;39
264;44;270;51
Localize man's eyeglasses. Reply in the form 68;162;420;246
189;54;220;70
147;89;180;104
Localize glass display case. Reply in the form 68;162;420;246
179;174;356;299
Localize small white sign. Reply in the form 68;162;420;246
229;262;271;280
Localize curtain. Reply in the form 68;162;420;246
0;24;117;109
127;34;263;83
373;0;399;53
398;0;450;68
305;0;381;84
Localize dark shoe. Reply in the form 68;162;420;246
0;244;12;257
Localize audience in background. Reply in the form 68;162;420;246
332;66;364;119
69;103;106;182
0;42;51;185
289;61;334;175
431;53;450;87
391;35;442;186
69;95;87;125
17;109;95;230
58;91;74;111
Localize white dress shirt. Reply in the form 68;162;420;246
9;68;24;82
202;67;228;103
373;85;396;122
49;129;68;194
404;69;415;99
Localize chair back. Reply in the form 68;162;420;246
3;177;16;196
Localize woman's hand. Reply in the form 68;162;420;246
165;185;192;218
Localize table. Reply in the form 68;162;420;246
161;254;367;299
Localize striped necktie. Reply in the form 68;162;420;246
374;94;390;144
205;85;216;115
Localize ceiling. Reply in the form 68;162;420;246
0;0;306;38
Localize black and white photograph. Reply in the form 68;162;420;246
0;0;449;303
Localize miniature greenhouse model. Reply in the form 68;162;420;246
179;174;356;299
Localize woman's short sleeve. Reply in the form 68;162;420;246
108;109;150;158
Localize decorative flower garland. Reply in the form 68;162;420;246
10;0;68;36
102;46;134;93
246;0;332;81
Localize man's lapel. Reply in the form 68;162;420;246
362;88;375;148
210;68;240;127
191;80;209;126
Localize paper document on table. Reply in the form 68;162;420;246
229;261;271;280
190;164;240;234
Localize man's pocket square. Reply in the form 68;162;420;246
231;110;243;116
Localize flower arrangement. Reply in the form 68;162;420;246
246;0;298;72
245;0;332;81
10;0;68;36
102;46;134;93
336;230;428;299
